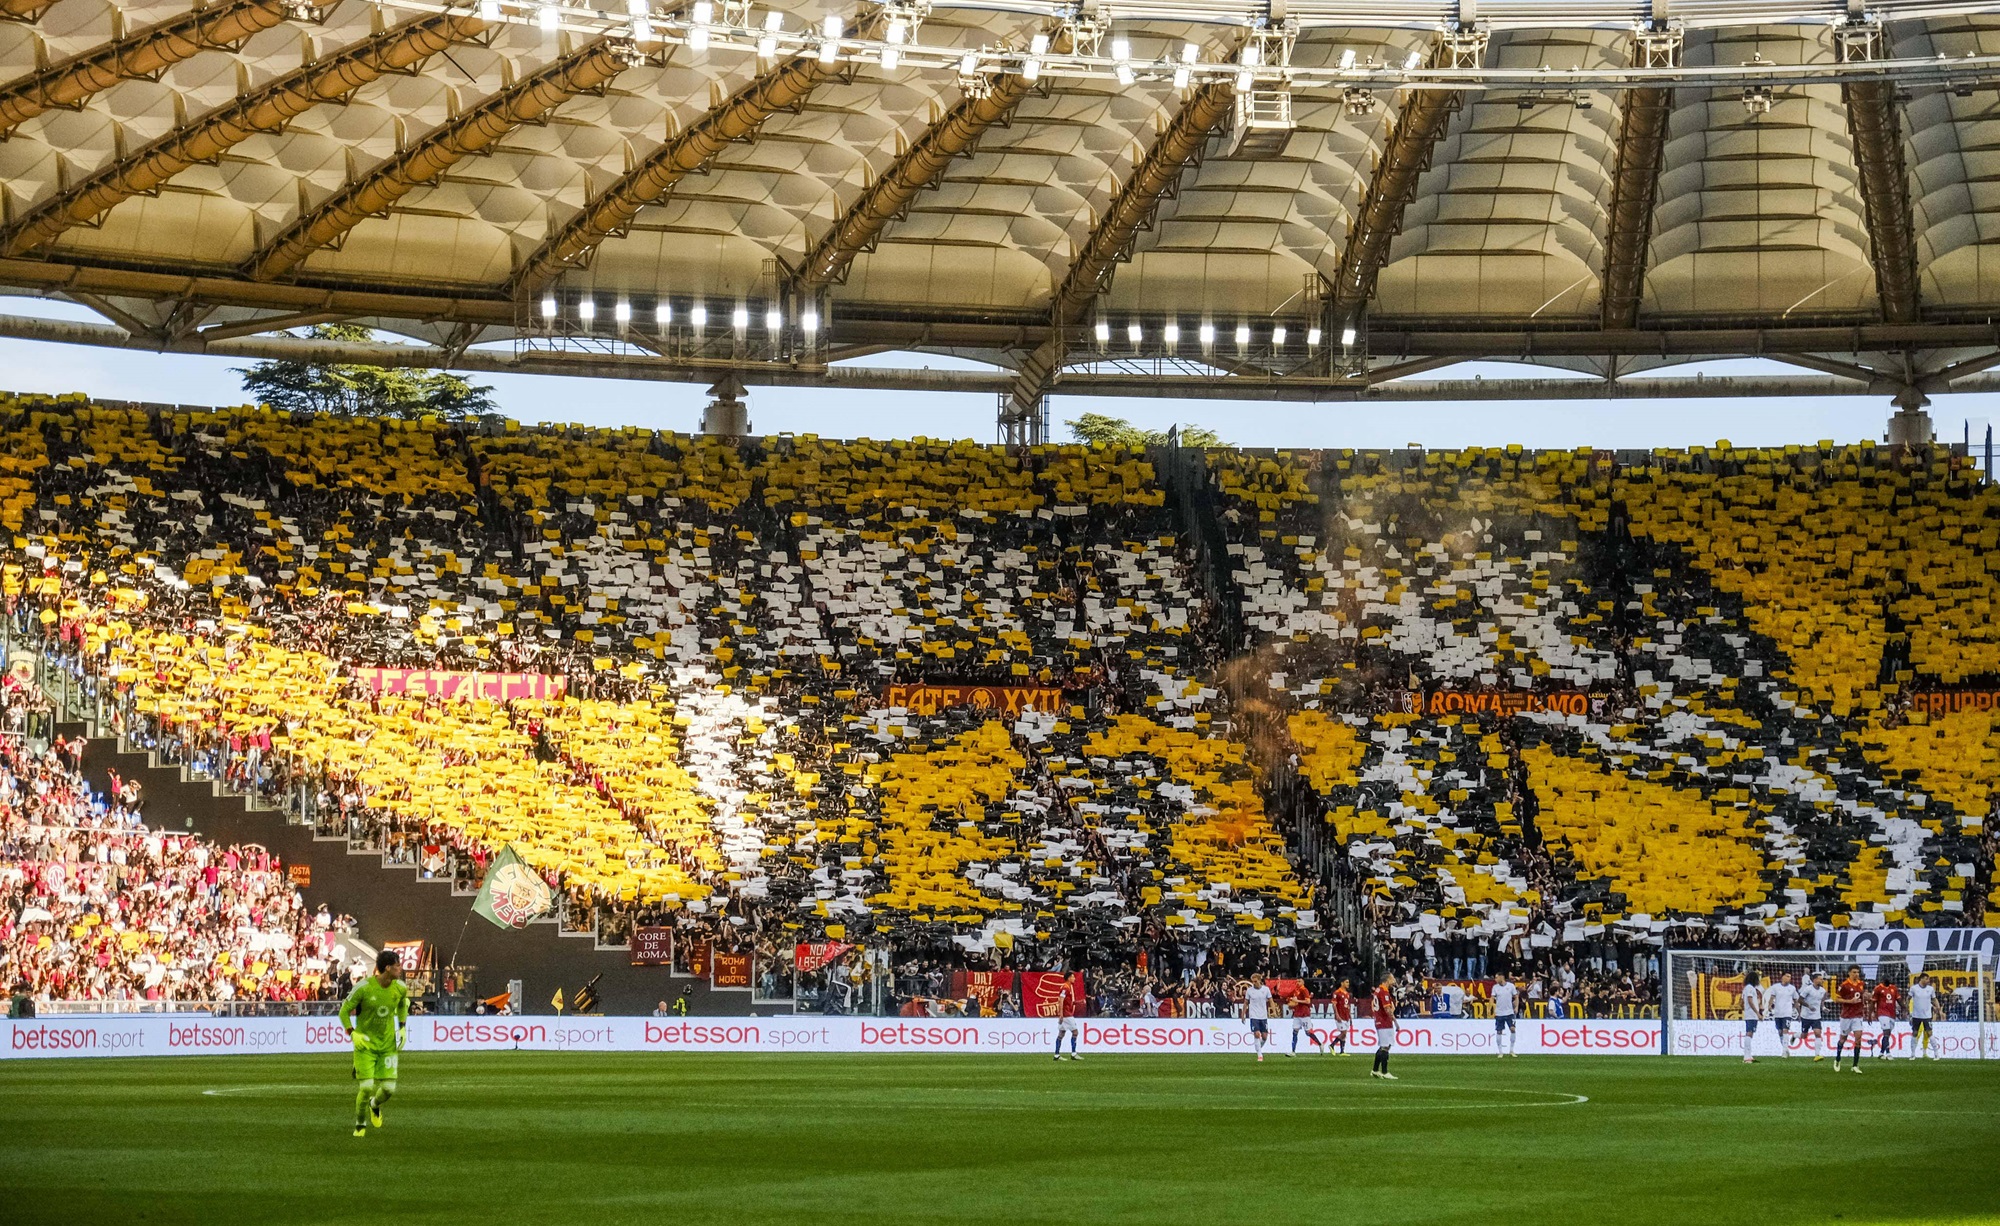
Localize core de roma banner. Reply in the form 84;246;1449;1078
1020;971;1087;1018
356;668;567;702
882;684;1063;717
13;1016;1989;1059
1417;688;1588;717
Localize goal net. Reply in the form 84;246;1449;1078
1662;948;1991;1059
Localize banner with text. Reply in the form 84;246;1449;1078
1813;926;2000;966
4;1015;1990;1060
881;684;1064;717
355;668;567;702
1907;689;2000;716
1412;689;1589;718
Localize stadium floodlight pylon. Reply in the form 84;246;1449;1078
1662;948;1991;1060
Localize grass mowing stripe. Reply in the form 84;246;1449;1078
1;1053;1991;1226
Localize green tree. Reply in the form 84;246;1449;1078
1065;412;1225;449
235;324;497;420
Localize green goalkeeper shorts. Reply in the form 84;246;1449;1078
352;1044;401;1082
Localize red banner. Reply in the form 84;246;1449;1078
381;940;426;973
882;683;1063;717
948;970;1017;1013
795;942;853;973
1020;971;1087;1018
712;951;751;989
684;940;710;979
1414;688;1587;717
630;926;672;966
355;667;567;702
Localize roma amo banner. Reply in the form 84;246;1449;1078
1409;689;1589;718
355;668;567;702
881;684;1064;717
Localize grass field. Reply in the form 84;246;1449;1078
2;1052;1994;1225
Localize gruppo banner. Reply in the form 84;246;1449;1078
354;668;566;702
4;1016;1988;1060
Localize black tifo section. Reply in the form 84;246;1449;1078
67;724;760;1017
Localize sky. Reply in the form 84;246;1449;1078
2;293;1994;451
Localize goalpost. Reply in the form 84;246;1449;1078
1661;948;1991;1059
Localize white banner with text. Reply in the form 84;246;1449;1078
2;1015;1989;1059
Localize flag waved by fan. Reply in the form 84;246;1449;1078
471;844;555;930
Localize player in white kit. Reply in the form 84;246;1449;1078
1740;973;1766;1063
1908;974;1938;1060
1765;973;1799;1058
1491;974;1521;1058
1798;972;1828;1060
1242;973;1273;1063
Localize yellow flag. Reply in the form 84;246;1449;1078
551;987;565;1014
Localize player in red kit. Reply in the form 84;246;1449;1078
1871;980;1901;1060
1052;978;1081;1062
1285;982;1323;1056
1833;967;1868;1073
1368;975;1399;1080
1329;979;1355;1055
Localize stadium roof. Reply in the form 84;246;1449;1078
3;0;2000;438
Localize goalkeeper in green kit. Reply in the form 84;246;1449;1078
338;950;411;1138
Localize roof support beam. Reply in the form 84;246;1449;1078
0;0;299;137
1601;27;1680;329
0;11;485;258
1838;22;1921;324
0;0;65;21
248;36;630;282
1329;28;1486;321
1002;81;1235;442
510;52;835;296
794;63;1046;291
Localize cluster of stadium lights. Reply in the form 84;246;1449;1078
1089;316;1357;352
537;292;819;339
386;0;2000;93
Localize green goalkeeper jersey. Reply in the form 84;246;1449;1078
339;977;411;1052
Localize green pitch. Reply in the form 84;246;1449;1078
2;1053;1994;1225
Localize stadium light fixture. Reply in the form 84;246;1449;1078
690;0;711;51
1404;49;1423;70
819;13;840;63
539;2;559;31
632;16;651;38
540;294;558;320
1234;322;1250;347
614;299;632;325
1024;31;1048;82
732;305;750;332
1339;48;1355;70
691;303;708;330
480;0;501;19
882;44;900;69
959;51;978;75
1340;324;1357;346
655;301;673;326
1198;321;1215;346
1306;325;1321;347
1113;35;1134;84
1093;318;1111;344
801;308;819;335
758;11;781;58
1174;41;1196;88
1271;323;1287;346
1127;320;1143;345
1163;320;1180;347
577;297;596;323
765;306;783;332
